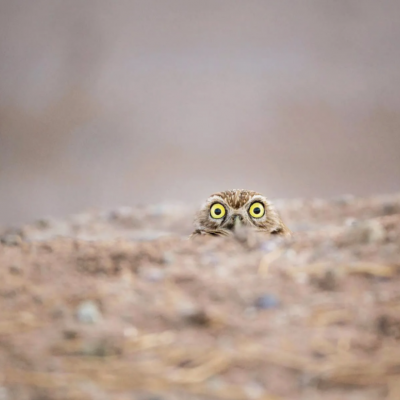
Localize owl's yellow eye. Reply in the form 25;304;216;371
249;202;265;218
210;203;226;219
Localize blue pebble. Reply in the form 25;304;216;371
254;294;280;309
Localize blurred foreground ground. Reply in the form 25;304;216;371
1;194;400;399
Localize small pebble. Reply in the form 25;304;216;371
63;329;79;340
364;220;386;242
111;206;133;219
1;233;22;246
332;194;355;206
51;306;66;319
9;265;22;275
162;251;175;264
346;220;386;244
34;218;52;229
81;339;120;357
310;269;337;291
178;303;210;326
76;300;102;324
345;218;357;227
381;202;400;216
254;294;280;309
244;382;265;399
139;267;165;282
123;326;138;338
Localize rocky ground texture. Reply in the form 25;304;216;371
1;194;400;400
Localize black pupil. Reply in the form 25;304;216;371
214;208;222;215
254;207;261;214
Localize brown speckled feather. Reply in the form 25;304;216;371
209;189;259;209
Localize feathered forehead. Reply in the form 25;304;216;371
208;189;261;209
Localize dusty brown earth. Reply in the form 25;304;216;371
1;194;400;400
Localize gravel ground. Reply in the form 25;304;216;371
0;194;400;400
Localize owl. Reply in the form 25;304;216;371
191;189;290;237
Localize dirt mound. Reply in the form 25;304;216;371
1;195;400;399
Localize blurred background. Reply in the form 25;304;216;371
1;1;399;225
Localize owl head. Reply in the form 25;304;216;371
191;189;290;237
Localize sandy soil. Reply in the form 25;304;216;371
1;194;400;400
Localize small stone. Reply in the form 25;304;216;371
162;251;175;264
123;326;138;338
183;309;210;326
254;294;280;309
375;314;400;339
346;220;386;244
63;329;79;340
81;338;121;357
139;267;165;282
1;233;22;246
178;303;211;326
76;300;102;324
310;270;337;291
364;220;386;242
111;206;133;219
381;202;400;216
244;382;265;399
345;218;357;227
51;305;66;319
332;194;355;206
34;218;52;229
9;265;22;275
